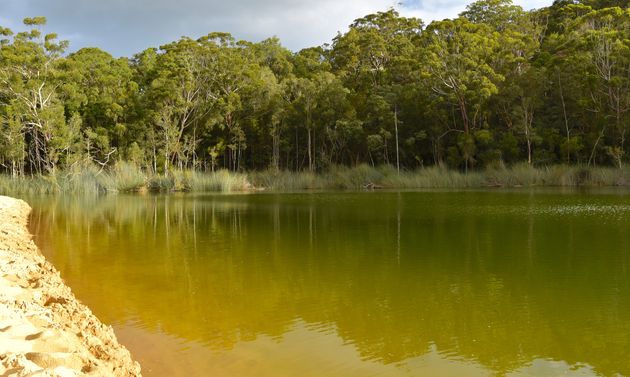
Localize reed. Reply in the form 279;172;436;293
188;170;250;192
2;163;629;196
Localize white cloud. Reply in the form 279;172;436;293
514;0;551;10
401;1;469;23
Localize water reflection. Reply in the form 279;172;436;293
27;191;630;377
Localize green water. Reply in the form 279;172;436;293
26;190;630;377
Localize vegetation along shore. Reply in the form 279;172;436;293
1;163;629;195
3;0;630;187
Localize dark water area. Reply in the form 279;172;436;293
25;190;630;376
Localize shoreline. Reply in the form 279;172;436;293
1;164;629;195
0;196;141;376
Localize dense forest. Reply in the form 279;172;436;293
2;0;630;178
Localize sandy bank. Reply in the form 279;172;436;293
0;196;141;376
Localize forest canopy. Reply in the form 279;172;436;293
2;0;630;177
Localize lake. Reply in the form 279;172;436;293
26;190;630;376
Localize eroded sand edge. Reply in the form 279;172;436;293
0;196;141;376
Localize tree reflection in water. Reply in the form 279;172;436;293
28;191;630;377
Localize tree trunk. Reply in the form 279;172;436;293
394;105;400;174
294;127;299;171
192;127;197;170
558;72;571;164
523;99;533;166
588;127;606;166
307;108;313;172
272;122;280;171
307;128;313;172
458;96;470;134
152;143;157;175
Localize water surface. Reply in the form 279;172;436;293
27;190;630;376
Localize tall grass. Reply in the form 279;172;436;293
188;170;250;192
249;165;388;190
0;164;113;196
250;163;630;191
1;163;629;196
105;161;147;192
248;169;321;191
484;163;629;187
0;174;57;196
381;165;486;189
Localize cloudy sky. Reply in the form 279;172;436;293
0;0;551;57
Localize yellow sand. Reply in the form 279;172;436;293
0;196;141;376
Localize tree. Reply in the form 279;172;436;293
421;17;503;169
461;0;525;30
62;48;137;165
330;9;422;170
466;0;546;164
0;17;69;174
142;37;217;172
573;7;630;166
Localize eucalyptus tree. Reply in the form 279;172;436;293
0;102;26;176
464;0;546;165
5;1;630;176
568;7;630;166
145;37;216;173
287;47;333;170
292;47;331;79
249;37;293;170
292;76;319;171
542;4;595;164
0;17;69;174
421;17;503;169
461;0;525;28
198;33;264;171
312;72;361;167
330;9;422;169
129;48;160;171
63;48;137;165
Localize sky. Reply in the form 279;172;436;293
0;0;551;57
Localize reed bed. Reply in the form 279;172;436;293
1;163;629;196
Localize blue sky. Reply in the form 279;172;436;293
0;0;551;57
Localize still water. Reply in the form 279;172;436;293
26;190;630;376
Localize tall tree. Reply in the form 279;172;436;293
421;17;503;169
0;17;69;174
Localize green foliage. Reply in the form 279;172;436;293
4;1;630;180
